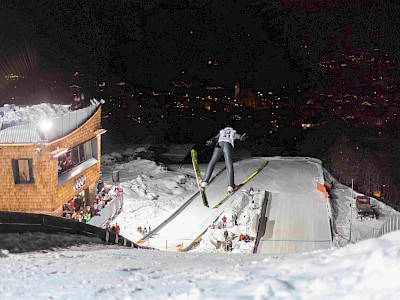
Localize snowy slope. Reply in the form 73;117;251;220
1;231;400;299
257;158;331;254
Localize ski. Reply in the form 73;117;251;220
191;149;209;207
212;160;269;209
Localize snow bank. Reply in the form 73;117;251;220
0;103;70;125
101;147;156;164
100;158;198;243
192;189;265;254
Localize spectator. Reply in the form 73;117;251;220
103;183;110;194
239;233;244;241
65;155;72;170
97;200;104;211
226;240;233;252
63;203;70;212
84;213;91;223
74;195;83;212
244;234;250;243
232;214;238;226
76;213;83;222
109;224;116;233
70;93;87;111
89;204;100;217
222;215;227;228
69;198;75;212
115;224;121;235
223;229;229;241
97;180;104;193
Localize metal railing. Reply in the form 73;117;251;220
253;191;269;253
0;104;99;143
375;214;400;237
42;104;99;142
87;193;124;228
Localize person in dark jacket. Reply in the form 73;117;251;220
70;93;87;111
74;195;83;212
97;180;104;193
89;204;99;217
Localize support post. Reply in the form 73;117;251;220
349;179;353;243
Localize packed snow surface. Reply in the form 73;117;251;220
0;231;400;299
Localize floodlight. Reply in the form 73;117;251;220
39;120;52;131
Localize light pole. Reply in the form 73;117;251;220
349;203;352;243
349;178;354;243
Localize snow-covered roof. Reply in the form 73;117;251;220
0;103;100;144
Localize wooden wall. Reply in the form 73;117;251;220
0;107;102;214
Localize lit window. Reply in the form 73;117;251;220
12;159;34;184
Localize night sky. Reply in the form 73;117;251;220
1;0;400;91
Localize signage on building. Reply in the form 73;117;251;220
74;175;86;191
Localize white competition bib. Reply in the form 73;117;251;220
218;127;236;147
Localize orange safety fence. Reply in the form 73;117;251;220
317;182;330;199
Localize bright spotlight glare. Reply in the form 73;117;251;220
39;120;52;131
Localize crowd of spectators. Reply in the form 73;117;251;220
108;223;121;235
214;214;252;252
137;226;151;236
239;233;251;243
58;153;73;175
63;180;121;223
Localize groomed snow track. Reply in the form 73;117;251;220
140;157;332;254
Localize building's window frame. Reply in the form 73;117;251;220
11;158;35;184
57;138;98;176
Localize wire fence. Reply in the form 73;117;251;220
375;214;400;237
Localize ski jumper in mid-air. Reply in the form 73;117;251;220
200;126;247;193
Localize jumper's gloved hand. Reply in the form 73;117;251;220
239;133;248;141
206;140;214;147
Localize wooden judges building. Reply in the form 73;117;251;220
0;104;106;215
